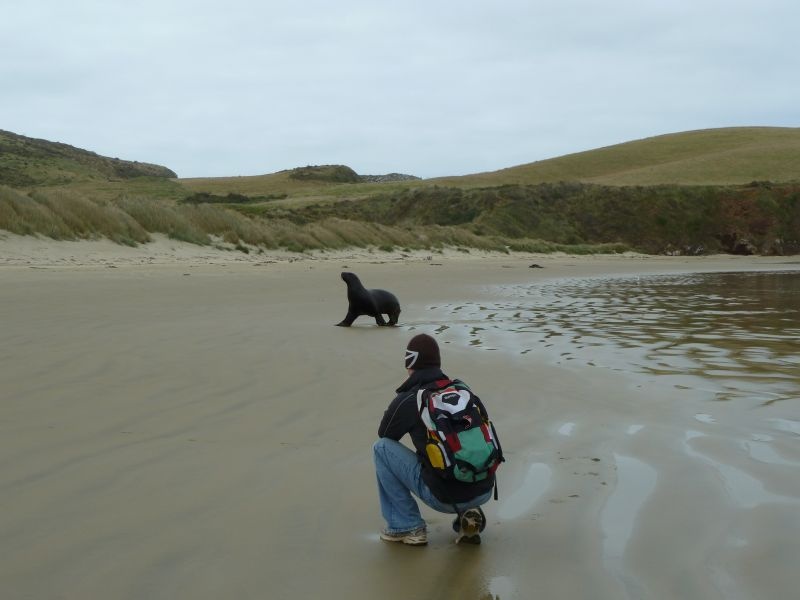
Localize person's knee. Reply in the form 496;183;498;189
374;437;404;467
373;437;390;458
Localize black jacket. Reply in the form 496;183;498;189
378;367;496;504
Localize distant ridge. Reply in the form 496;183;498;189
3;126;798;195
432;127;800;187
0;129;177;187
180;127;800;197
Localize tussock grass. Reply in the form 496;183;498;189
34;190;150;246
0;186;74;238
0;186;150;244
314;219;411;248
113;196;208;245
1;186;633;255
17;181;795;256
187;204;277;247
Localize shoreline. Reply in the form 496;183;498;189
2;231;799;273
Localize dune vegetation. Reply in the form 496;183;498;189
1;127;799;255
0;185;628;254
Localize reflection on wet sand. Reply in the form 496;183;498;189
682;430;795;509
601;454;657;595
744;439;800;466
429;271;800;406
497;463;551;520
487;575;515;599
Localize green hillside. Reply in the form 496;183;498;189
431;127;800;187
255;181;800;255
1;126;799;255
0;129;177;187
178;127;800;200
180;165;419;206
4;126;798;197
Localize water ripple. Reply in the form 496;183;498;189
429;271;800;406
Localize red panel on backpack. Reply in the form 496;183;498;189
445;432;462;452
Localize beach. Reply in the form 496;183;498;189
2;233;799;600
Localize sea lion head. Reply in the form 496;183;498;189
341;272;361;286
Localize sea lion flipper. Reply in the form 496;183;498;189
337;310;357;327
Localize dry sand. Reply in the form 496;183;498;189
2;233;799;599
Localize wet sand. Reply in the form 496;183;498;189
2;235;799;599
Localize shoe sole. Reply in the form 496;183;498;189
455;533;481;545
401;536;427;546
380;533;428;546
460;509;484;536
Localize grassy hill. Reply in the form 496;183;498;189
179;165;420;207
1;126;798;255
0;130;177;192
431;127;800;187
4;126;798;198
177;127;800;201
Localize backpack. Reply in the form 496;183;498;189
416;378;504;485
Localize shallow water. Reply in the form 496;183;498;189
429;270;800;407
421;269;800;598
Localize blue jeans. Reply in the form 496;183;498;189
373;437;493;534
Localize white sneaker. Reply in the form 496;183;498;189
380;527;428;546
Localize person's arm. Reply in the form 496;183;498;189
378;391;415;440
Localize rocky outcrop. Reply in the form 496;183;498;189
359;173;421;183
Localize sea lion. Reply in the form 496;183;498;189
336;272;400;327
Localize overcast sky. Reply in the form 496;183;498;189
2;1;798;179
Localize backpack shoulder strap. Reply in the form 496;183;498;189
415;388;426;414
416;387;437;429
